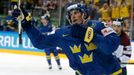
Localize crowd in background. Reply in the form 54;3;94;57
80;0;133;35
0;0;133;36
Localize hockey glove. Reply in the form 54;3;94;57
12;6;32;29
71;24;94;43
12;9;21;18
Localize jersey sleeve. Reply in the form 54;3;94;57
90;21;120;55
24;26;60;49
119;46;132;63
116;32;132;63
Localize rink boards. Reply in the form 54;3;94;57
0;31;134;63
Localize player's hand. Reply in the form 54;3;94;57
71;24;94;43
12;9;21;18
12;6;32;29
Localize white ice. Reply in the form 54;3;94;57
0;53;134;75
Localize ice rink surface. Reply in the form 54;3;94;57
0;53;134;75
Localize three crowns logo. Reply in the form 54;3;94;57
79;53;93;64
70;45;81;53
85;43;97;51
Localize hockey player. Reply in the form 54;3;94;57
13;3;122;75
5;16;18;32
112;19;132;75
39;15;62;70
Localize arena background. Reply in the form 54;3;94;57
0;0;134;64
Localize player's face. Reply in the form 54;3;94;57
112;25;122;34
69;10;84;24
6;20;14;26
41;19;48;26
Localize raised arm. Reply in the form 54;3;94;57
23;22;59;49
12;7;59;49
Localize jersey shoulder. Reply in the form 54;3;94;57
55;26;71;37
86;20;106;28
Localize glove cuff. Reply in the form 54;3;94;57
21;19;32;30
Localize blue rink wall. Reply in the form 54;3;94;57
0;31;133;60
0;31;43;52
0;31;66;57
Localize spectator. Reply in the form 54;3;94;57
119;0;130;32
99;3;111;22
0;20;4;31
10;0;18;10
110;0;120;21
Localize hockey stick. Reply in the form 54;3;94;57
121;60;134;64
17;0;23;45
121;63;134;64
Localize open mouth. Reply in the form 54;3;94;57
72;19;77;23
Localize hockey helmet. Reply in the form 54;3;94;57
41;14;50;21
112;18;124;26
66;3;89;24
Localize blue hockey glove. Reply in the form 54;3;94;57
20;6;32;29
12;9;21;18
12;6;32;29
71;24;94;43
